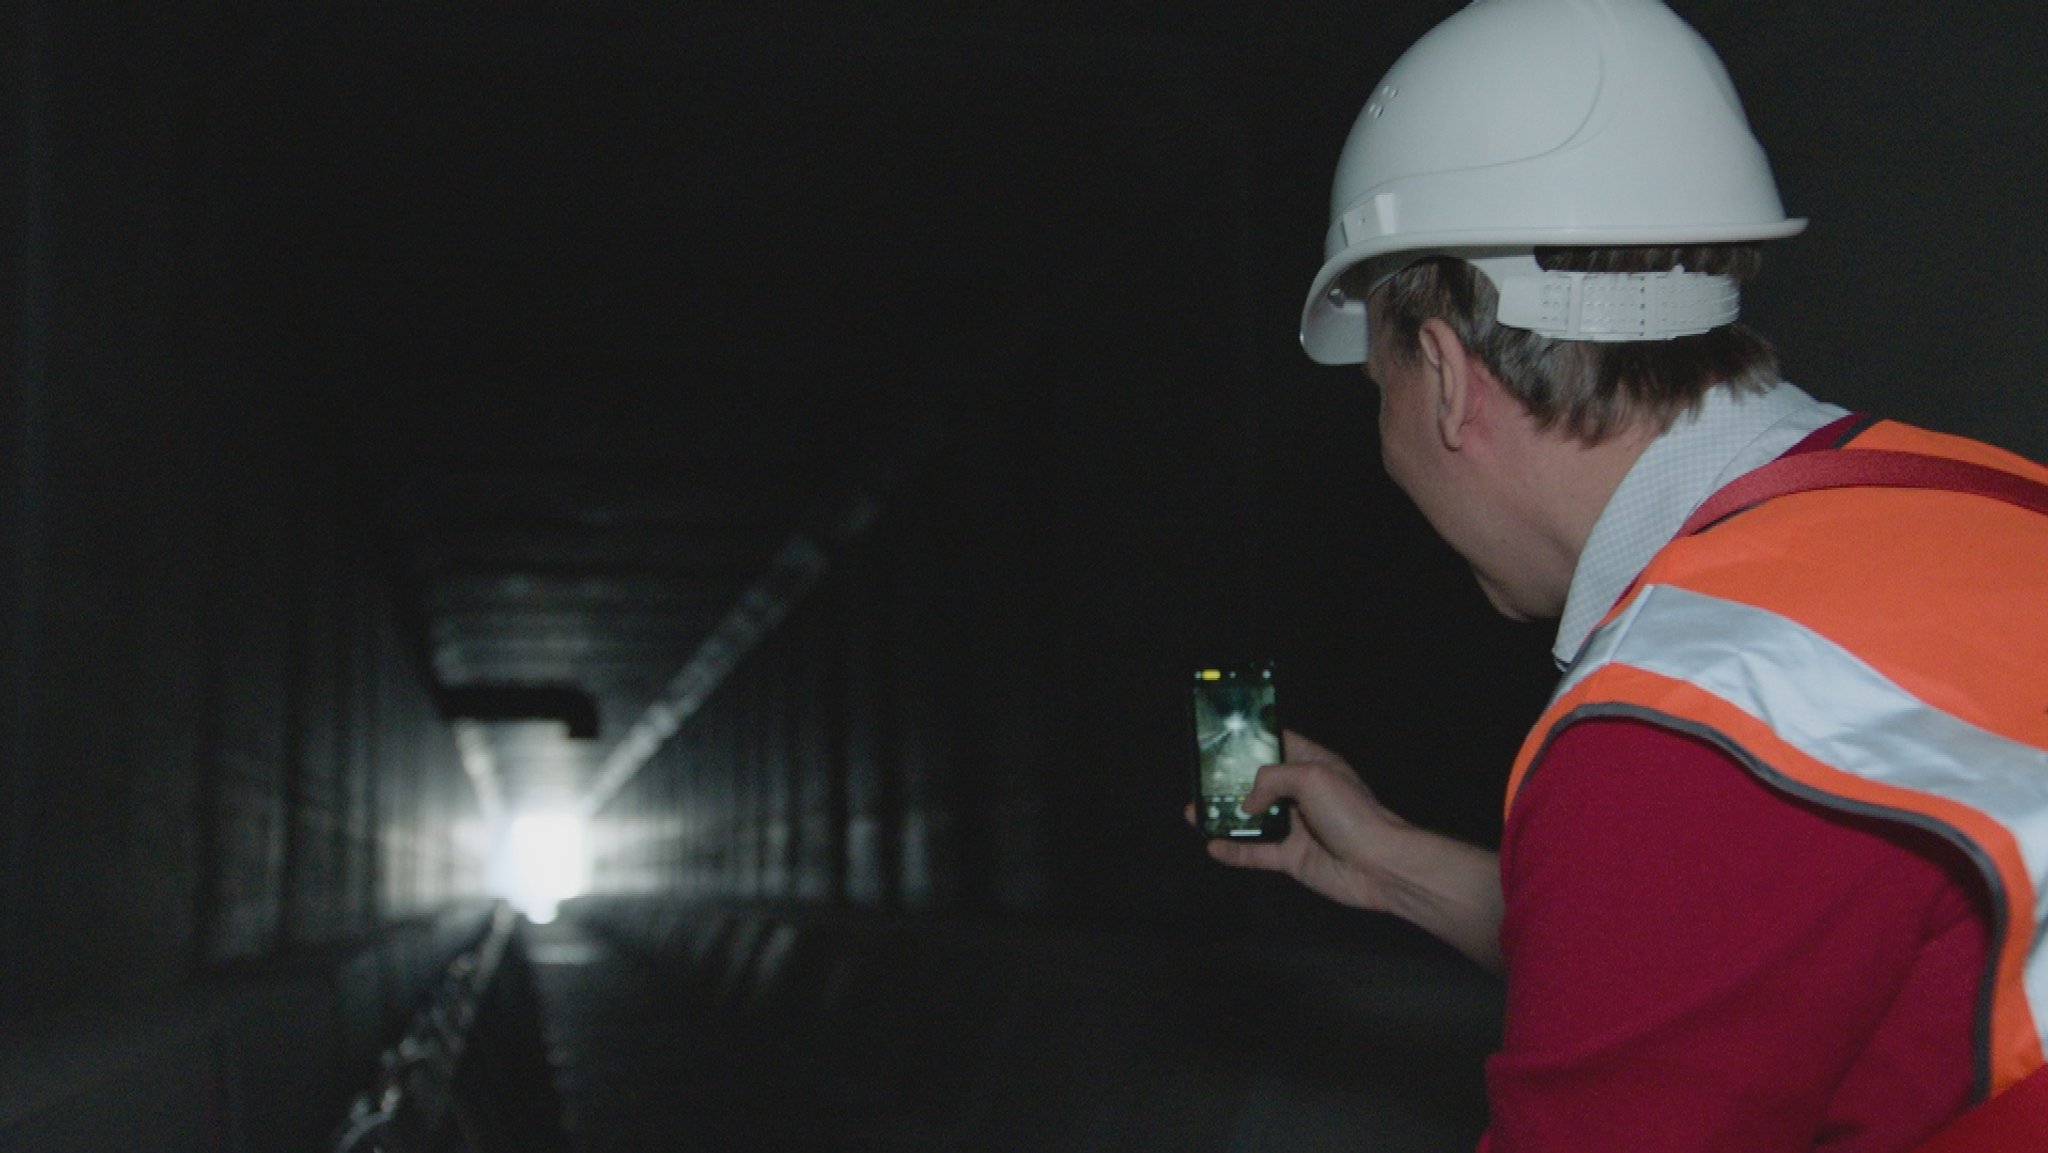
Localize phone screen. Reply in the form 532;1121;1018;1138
1190;663;1289;840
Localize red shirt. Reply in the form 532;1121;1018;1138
1478;718;1990;1153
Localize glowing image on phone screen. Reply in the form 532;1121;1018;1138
1193;671;1280;833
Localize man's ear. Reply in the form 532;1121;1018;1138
1416;317;1474;451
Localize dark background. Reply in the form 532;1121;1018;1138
4;0;2044;1053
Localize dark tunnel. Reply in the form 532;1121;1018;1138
4;2;2046;1150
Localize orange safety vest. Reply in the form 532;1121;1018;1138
1504;420;2048;1132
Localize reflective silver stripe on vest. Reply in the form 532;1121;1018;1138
1560;583;2048;1048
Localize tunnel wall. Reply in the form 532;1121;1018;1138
2;0;485;1077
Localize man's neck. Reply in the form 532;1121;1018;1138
1505;419;1659;619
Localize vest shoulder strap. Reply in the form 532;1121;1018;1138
1679;445;2048;539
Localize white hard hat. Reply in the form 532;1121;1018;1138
1300;0;1806;366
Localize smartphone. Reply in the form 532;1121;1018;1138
1189;662;1290;840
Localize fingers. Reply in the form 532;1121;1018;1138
1205;833;1293;873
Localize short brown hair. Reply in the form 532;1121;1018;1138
1361;245;1783;442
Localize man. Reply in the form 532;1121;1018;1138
1198;2;2048;1150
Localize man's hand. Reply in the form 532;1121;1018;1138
1195;731;1412;911
1187;730;1506;973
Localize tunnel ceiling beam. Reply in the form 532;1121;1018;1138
578;414;944;820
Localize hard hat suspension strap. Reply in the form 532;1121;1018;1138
1473;254;1740;342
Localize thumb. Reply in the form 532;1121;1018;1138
1239;760;1310;819
1280;729;1343;765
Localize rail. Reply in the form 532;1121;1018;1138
330;904;563;1153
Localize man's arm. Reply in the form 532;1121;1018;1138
1197;731;1505;973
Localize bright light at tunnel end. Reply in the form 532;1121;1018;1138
492;812;590;925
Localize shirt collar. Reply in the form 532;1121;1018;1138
1553;382;1848;669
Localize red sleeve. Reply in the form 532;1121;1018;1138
1479;718;1986;1153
